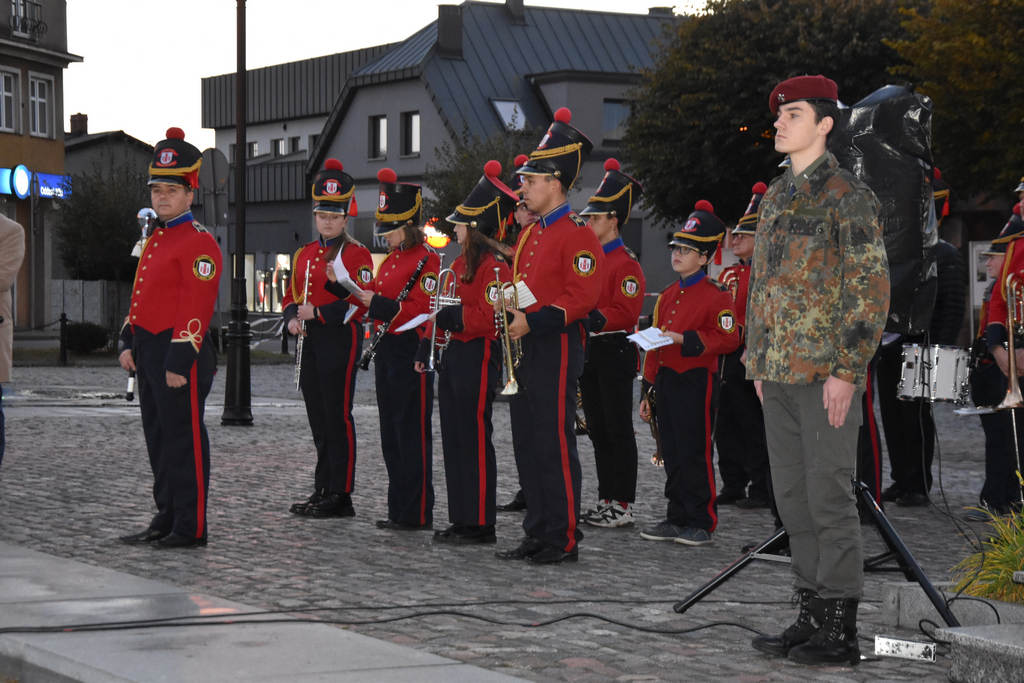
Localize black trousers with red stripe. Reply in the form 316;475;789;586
438;337;500;527
654;366;718;532
134;328;215;540
876;341;935;495
510;322;585;551
579;333;639;503
299;320;362;495
714;347;771;500
373;330;434;526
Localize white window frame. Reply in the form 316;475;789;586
400;111;420;157
492;100;525;131
28;71;54;138
0;67;18;133
368;115;387;160
10;0;31;38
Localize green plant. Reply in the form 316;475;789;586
64;321;110;354
952;509;1024;604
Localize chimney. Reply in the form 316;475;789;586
648;7;674;16
70;112;88;137
437;5;463;58
506;0;525;23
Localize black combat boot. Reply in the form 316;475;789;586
751;589;822;656
290;488;325;515
788;597;860;665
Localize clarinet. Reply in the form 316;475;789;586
359;254;429;370
293;261;312;390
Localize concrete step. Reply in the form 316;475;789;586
937;624;1024;683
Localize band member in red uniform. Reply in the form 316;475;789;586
495;108;602;564
638;201;739;546
354;168;439;531
576;158;646;528
987;203;1024;380
283;159;373;518
117;128;222;548
715;182;772;510
426;160;516;545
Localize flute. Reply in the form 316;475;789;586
294;261;312;390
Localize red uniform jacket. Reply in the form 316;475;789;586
987;238;1024;348
718;259;750;336
368;243;440;336
512;203;603;333
125;211;222;375
641;271;739;383
591;238;644;333
283;239;373;325
448;251;511;343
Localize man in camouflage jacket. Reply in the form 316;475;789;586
746;75;889;666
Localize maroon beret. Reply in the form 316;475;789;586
769;75;838;115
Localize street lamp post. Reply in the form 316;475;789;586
221;0;253;426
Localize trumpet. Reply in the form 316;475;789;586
999;273;1024;409
427;264;460;371
494;267;521;395
294;261;311;391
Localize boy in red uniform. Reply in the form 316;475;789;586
286;159;373;518
638;201;739;546
577;158;646;528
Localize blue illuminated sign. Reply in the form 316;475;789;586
37;172;71;199
10;165;30;199
0;165;71;200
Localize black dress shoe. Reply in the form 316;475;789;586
307;493;355;518
527;544;579;564
119;527;169;544
735;495;771;509
880;484;903;502
896;492;929;507
375;519;430;531
496;490;527;512
155;532;207;549
433;524;497;545
716;488;746;505
289;489;325;515
495;537;544;560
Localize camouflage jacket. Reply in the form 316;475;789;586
745;152;889;387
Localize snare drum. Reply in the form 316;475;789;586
897;343;971;404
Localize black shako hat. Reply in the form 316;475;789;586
578;158;643;224
375;167;422;235
992;204;1024;247
148;127;202;189
446;160;519;240
668;200;726;258
312;158;357;215
732;182;768;235
515;107;593;190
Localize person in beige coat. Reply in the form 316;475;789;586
0;213;26;468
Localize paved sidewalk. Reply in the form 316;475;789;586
0;363;999;681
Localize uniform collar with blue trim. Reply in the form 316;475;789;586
319;235;340;248
603;237;624;254
164;211;194;229
538;203;571;228
677;269;706;289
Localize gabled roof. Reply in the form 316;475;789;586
308;1;677;173
64;130;152;153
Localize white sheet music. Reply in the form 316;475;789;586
395;312;433;333
627;327;674;351
331;251;365;297
503;281;537;309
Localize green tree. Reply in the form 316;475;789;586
55;163;149;282
423;125;540;230
889;0;1024;200
625;0;913;224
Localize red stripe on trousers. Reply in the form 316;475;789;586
343;323;358;490
557;333;577;551
418;371;428;524
189;363;205;538
865;367;881;500
703;372;718;531
475;341;491;525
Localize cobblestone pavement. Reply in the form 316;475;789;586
0;361;997;681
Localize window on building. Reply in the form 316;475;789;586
368;115;387;159
0;69;17;133
246;141;258;158
492;100;525;130
602;99;630;143
271;138;285;156
289;135;301;154
400;111;420;156
308;133;319;154
10;0;39;38
29;74;53;138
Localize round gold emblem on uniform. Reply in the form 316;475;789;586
420;272;439;295
485;280;501;305
193;255;216;281
572;251;596;277
358;266;373;285
718;310;736;332
621;275;640;298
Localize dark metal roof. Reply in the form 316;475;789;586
202;44;399;128
64;130;152;153
309;1;676;172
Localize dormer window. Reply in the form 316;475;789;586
492;100;525;131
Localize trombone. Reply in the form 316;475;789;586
427;264;460;372
494;267;521;395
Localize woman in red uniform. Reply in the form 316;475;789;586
284;159;373;518
425;161;516;544
354;168;440;531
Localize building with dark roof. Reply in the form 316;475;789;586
201;1;681;315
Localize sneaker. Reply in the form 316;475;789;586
581;499;611;524
675;527;713;546
640;519;684;541
585;501;634;528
